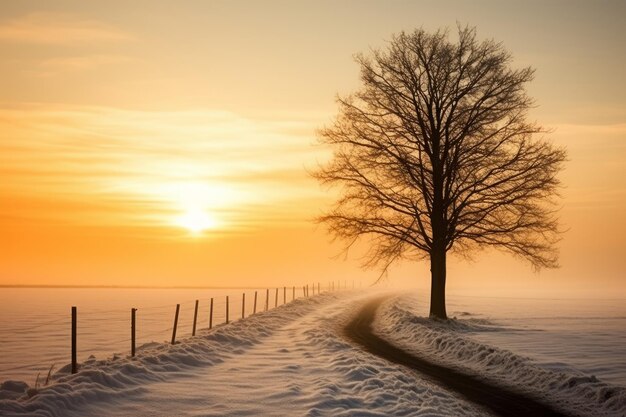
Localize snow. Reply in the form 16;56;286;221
1;290;625;417
374;294;626;417
1;291;487;417
0;287;278;383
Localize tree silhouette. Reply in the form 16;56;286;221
314;26;566;319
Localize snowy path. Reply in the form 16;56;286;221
69;291;485;417
1;291;487;416
73;292;368;416
4;291;623;416
345;295;569;417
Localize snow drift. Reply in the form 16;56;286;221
374;295;626;417
2;290;624;417
1;292;486;417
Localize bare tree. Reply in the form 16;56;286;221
314;26;566;319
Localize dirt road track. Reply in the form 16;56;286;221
344;296;571;417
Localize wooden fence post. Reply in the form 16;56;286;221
171;304;180;345
292;286;295;301
192;300;199;336
274;288;278;308
302;285;306;297
209;298;214;329
283;287;286;304
71;306;77;374
226;296;230;324
265;289;269;311
318;282;320;294
131;308;136;357
253;291;257;314
242;293;246;319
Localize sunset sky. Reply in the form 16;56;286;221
1;0;624;297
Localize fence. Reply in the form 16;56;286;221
62;281;361;374
0;281;363;383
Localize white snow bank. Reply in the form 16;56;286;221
374;295;626;417
1;292;490;417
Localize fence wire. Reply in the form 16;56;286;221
1;284;338;382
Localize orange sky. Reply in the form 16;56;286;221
1;1;625;297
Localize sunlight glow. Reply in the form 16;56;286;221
175;207;218;233
168;182;230;234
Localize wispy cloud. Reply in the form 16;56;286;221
0;105;327;235
0;12;132;44
38;54;132;72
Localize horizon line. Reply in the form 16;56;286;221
0;284;315;290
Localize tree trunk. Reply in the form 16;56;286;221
429;247;448;319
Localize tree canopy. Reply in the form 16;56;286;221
314;26;566;318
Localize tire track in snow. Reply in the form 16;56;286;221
344;295;571;417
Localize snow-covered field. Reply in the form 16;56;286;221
394;293;626;386
1;290;625;416
374;294;626;417
2;291;488;416
0;287;300;383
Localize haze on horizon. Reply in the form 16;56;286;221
1;0;624;298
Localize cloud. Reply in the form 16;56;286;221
29;54;133;77
0;105;327;233
41;54;131;70
0;12;132;44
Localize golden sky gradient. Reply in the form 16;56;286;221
1;1;625;297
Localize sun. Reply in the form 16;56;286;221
175;207;218;234
161;181;235;234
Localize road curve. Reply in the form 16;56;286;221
344;295;571;417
